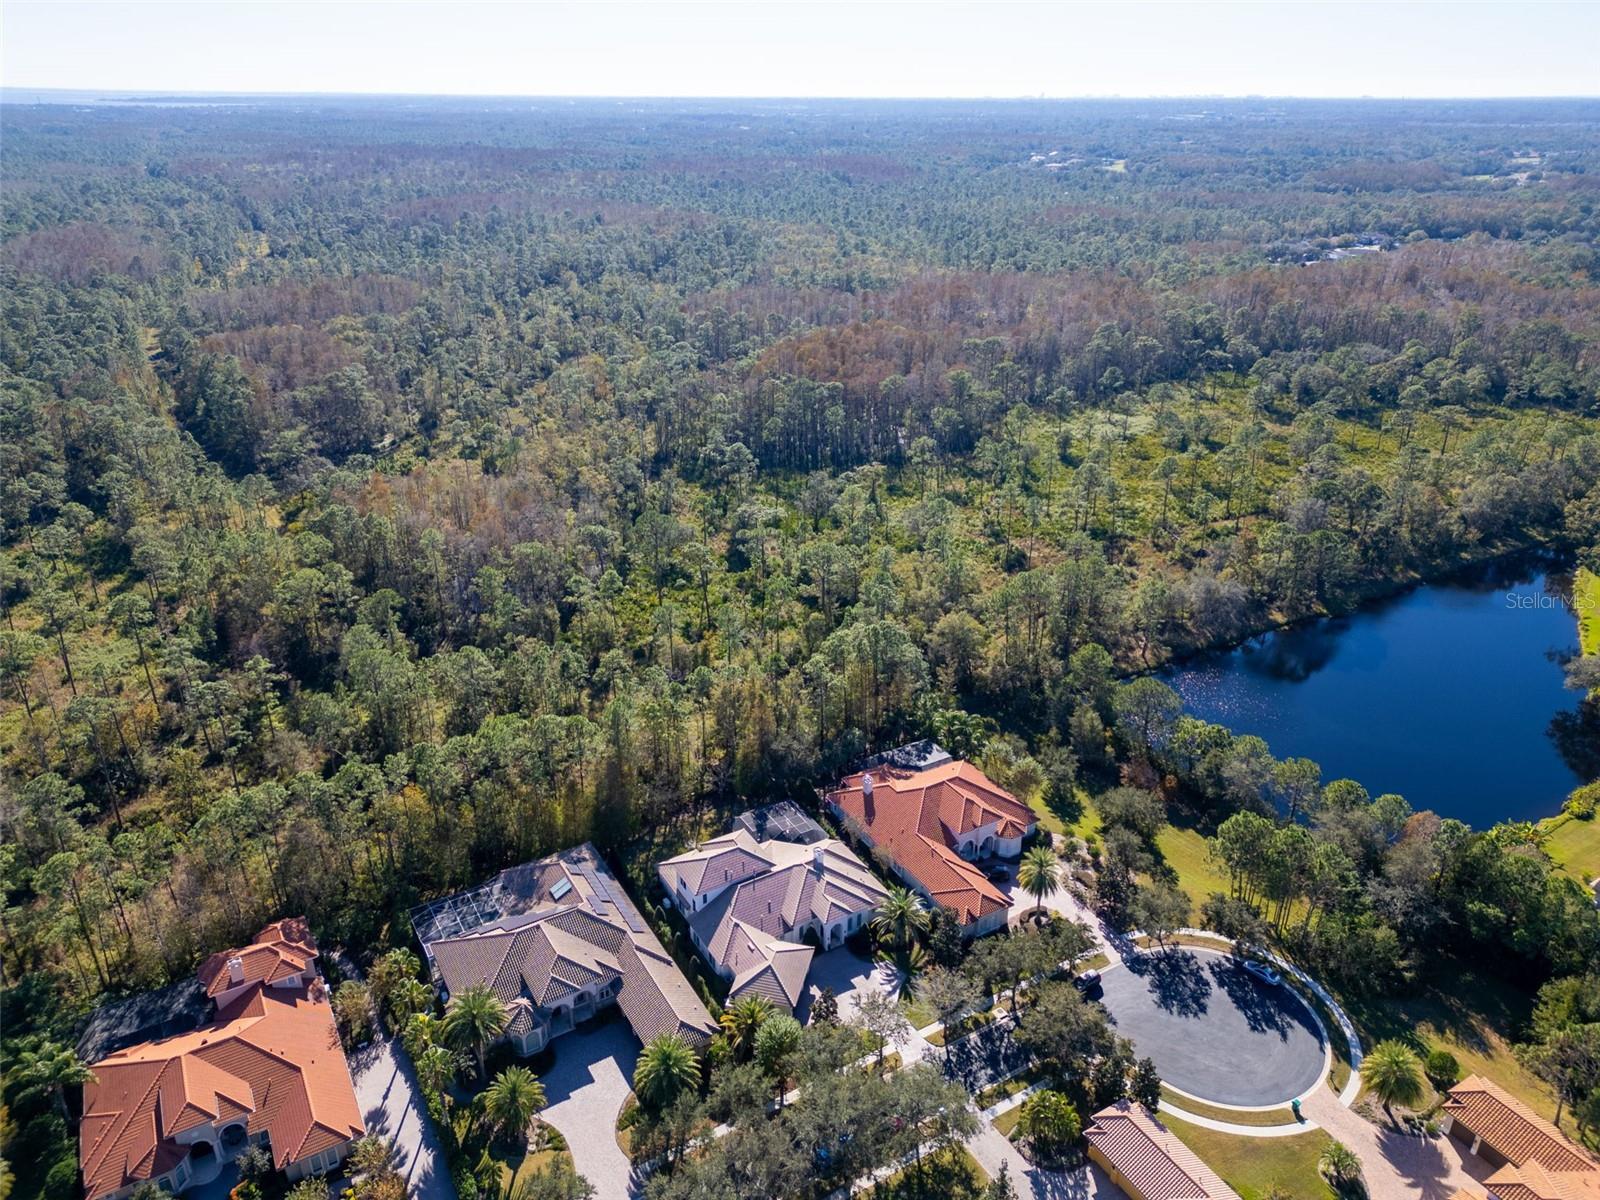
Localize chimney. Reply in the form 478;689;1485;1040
862;773;874;800
813;846;825;875
226;956;245;984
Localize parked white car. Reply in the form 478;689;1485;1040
1243;959;1282;986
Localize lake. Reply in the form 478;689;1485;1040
1164;558;1597;828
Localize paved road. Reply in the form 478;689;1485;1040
349;1038;454;1200
941;1017;1031;1093
1097;946;1326;1105
538;1020;641;1199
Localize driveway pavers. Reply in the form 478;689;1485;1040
538;1019;642;1199
796;945;881;1024
349;1038;454;1200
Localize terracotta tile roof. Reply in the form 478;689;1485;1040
825;761;1034;926
664;834;887;1009
80;982;363;1200
1445;1076;1600;1175
1483;1161;1600;1200
1084;1102;1240;1200
420;844;717;1048
196;917;317;998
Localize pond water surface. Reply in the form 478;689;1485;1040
1164;559;1597;827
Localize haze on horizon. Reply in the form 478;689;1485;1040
4;0;1598;101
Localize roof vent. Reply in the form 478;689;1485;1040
226;956;245;984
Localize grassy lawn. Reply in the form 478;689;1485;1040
869;1145;989;1199
975;1070;1043;1110
1030;785;1101;841
1543;811;1600;884
484;1124;572;1193
1158;1087;1297;1127
992;1106;1023;1139
1335;958;1575;1137
1154;822;1232;908
1162;1114;1333;1200
901;996;937;1030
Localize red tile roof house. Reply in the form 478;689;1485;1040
1441;1075;1600;1200
79;919;365;1200
412;844;717;1058
1084;1102;1241;1200
657;830;889;1011
824;758;1038;938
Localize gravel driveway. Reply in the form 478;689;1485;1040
349;1038;454;1200
538;1019;641;1199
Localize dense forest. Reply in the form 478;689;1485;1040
3;95;1600;1199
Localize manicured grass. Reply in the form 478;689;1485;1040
1158;1087;1297;1127
975;1071;1042;1110
1162;1114;1333;1200
900;996;937;1030
1543;811;1600;884
870;1145;990;1199
992;1105;1023;1139
1575;566;1600;656
1335;958;1576;1138
1030;784;1100;840
1154;822;1232;908
486;1123;572;1193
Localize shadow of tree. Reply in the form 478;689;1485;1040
1125;949;1211;1018
1208;958;1294;1038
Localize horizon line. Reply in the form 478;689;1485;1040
6;86;1600;104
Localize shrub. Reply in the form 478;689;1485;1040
1565;781;1600;819
1424;1049;1461;1087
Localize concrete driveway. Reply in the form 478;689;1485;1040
795;945;883;1024
349;1039;454;1200
538;1019;641;1199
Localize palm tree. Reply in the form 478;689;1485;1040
348;1136;394;1178
754;1014;802;1109
14;1039;95;1120
720;995;775;1062
1317;1140;1362;1189
413;1044;462;1102
1018;1090;1081;1162
402;1011;440;1059
442;984;509;1082
872;886;929;957
483;1066;546;1146
888;941;928;1002
388;977;434;1030
1016;845;1061;922
633;1033;700;1112
1363;1039;1425;1124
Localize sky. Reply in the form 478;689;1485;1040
3;0;1598;100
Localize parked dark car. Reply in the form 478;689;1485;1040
985;865;1010;882
1072;969;1103;996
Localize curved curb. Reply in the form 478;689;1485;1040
1157;1101;1321;1138
1170;928;1365;1107
1099;943;1332;1112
